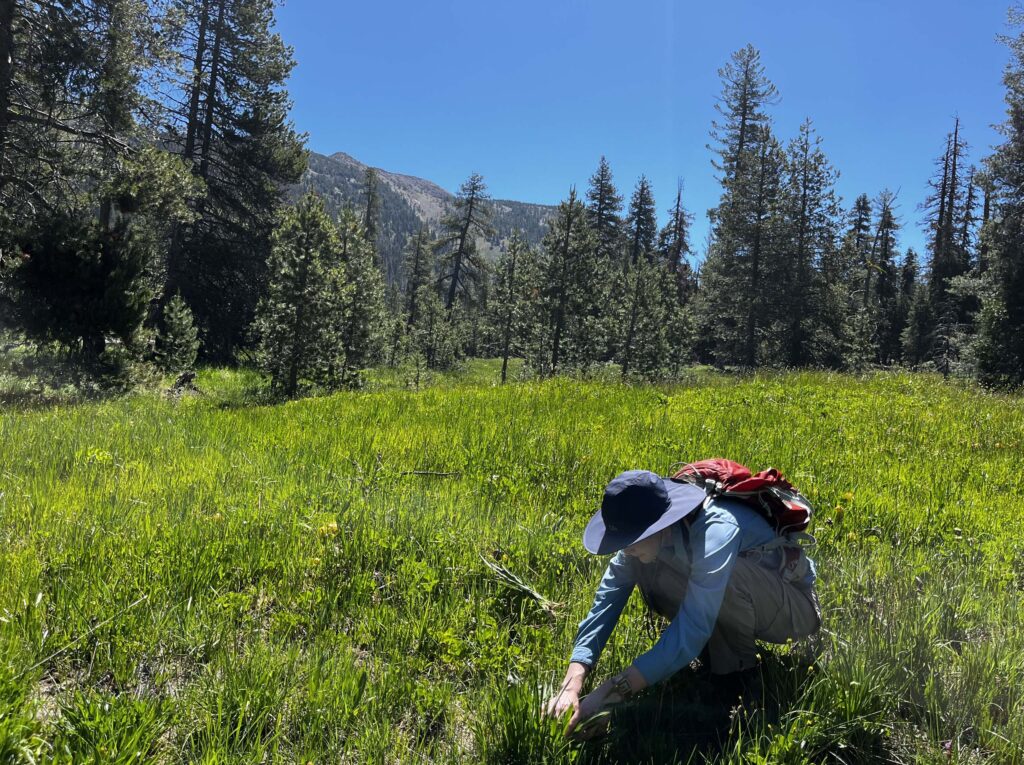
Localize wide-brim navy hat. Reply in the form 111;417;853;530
583;470;705;555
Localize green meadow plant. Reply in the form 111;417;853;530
0;365;1023;762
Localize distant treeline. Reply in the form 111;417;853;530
1;2;1023;395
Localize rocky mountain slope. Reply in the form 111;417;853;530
293;151;556;285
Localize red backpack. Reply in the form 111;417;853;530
669;458;813;535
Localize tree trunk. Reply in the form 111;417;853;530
0;0;16;201
167;0;211;294
933;138;950;281
198;0;226;182
82;331;106;364
183;0;211;162
445;192;477;309
863;212;884;310
945;119;960;256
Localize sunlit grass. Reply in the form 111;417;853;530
1;365;1022;762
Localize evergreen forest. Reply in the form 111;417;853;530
2;2;1024;396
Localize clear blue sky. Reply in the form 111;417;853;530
275;0;1013;261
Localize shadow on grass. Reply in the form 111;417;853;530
576;651;814;765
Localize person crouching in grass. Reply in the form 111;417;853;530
545;470;821;735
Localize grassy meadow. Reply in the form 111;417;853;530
1;365;1023;763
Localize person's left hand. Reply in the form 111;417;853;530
566;689;612;738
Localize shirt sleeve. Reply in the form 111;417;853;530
632;512;742;686
569;551;637;668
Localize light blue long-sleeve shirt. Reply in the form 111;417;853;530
569;498;816;686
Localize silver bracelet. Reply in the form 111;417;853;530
611;671;634;700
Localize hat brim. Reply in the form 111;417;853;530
582;479;705;555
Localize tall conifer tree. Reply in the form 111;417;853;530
776;118;842;366
490;231;532;383
976;10;1024;386
657;181;696;300
583;156;624;361
625;176;658;267
402;227;432;330
332;208;386;387
696;46;782;367
585;157;624;266
162;0;307;360
869;190;904;364
435;173;493;311
526;188;596;375
255;193;340;397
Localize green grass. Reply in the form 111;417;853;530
1;364;1023;762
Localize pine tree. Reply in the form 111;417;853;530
163;0;307;361
583;156;624;361
977;170;995;272
14;213;154;367
0;0;199;382
402;226;432;330
708;44;779;187
656;182;697;375
331;208;386;387
976;11;1024;385
699;125;786;366
657;180;696;302
923;120;973;330
625;176;658;267
902;280;935;367
362;166;381;247
696;46;782;367
155;291;200;373
435;173;494;310
255;194;340;398
393;227;458;371
844;194;874;286
526;188;596;375
869;190;903;364
411;285;461;371
0;1;97;223
831;194;873;367
776;118;842;366
490;231;531;383
619;259;677;381
585;157;624;266
895;248;920;362
619;178;669;379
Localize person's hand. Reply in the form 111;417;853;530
544;662;588;725
566;689;612;738
543;687;580;721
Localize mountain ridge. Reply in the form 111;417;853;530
294;150;556;285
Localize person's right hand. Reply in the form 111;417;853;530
543;688;580;721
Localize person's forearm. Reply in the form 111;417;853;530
562;661;589;694
588;664;649;704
